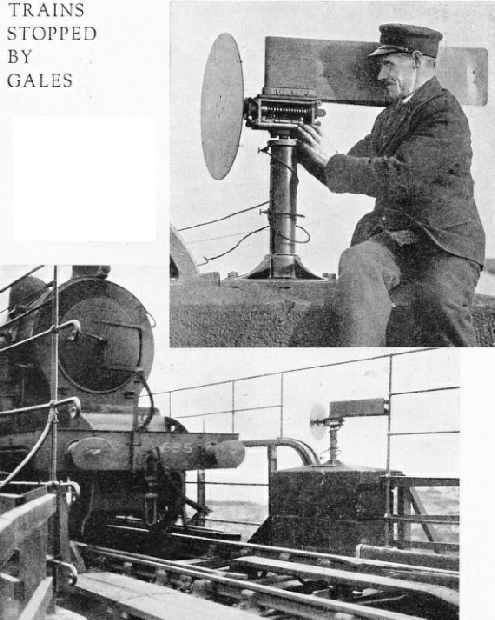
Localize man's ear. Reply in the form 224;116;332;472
412;51;423;68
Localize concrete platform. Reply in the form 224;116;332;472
171;276;495;347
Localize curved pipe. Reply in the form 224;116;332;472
243;437;319;466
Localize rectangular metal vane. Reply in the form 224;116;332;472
264;37;488;106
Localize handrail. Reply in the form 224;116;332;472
0;409;56;489
0;266;78;616
0;397;81;420
0;319;80;354
0;483;77;619
0;297;52;330
0;265;44;297
169;349;458;550
383;474;459;552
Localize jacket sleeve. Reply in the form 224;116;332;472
347;133;373;158
325;98;470;198
302;132;374;186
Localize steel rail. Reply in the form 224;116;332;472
166;534;459;580
81;544;431;620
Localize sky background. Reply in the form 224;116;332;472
171;1;495;293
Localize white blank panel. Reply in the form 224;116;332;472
13;116;156;241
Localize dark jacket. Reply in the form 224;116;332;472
325;77;485;266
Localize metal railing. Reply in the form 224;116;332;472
160;349;460;545
383;354;460;553
0;266;80;617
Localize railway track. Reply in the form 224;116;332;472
73;535;459;620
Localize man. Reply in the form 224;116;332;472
297;24;485;346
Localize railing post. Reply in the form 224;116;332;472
49;267;60;612
231;381;235;433
50;266;59;482
196;470;206;527
384;355;393;547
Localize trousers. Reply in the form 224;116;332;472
335;233;481;347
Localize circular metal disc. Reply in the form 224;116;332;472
310;404;327;440
201;34;244;180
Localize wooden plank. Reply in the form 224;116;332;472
233;556;458;608
0;494;55;566
357;545;459;573
19;524;47;604
18;576;53;620
264;37;488;106
0;573;22;620
77;571;430;620
73;574;139;605
0;494;26;512
120;593;257;620
75;573;254;620
0;484;46;513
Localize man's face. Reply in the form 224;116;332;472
377;54;416;101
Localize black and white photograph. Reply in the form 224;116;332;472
171;1;495;348
1;3;494;620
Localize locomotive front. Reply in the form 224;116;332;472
0;267;245;541
1;266;153;416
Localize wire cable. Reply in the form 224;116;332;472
178;201;270;232
0;406;55;489
0;265;45;297
199;226;269;266
259;147;299;180
138;374;156;431
186;230;255;244
270;221;312;245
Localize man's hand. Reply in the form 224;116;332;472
295;124;334;183
296;123;333;165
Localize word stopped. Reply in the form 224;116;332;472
7;26;97;40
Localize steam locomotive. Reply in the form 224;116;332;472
0;266;245;543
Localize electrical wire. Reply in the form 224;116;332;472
0;406;56;489
270;222;312;245
178;201;269;232
195;214;311;265
186;230;255;244
0;265;45;297
138;374;156;431
259;147;299;180
199;226;269;266
176;143;313;264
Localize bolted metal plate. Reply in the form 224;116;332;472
265;37;488;106
201;33;244;180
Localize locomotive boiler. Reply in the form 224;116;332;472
0;266;245;541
